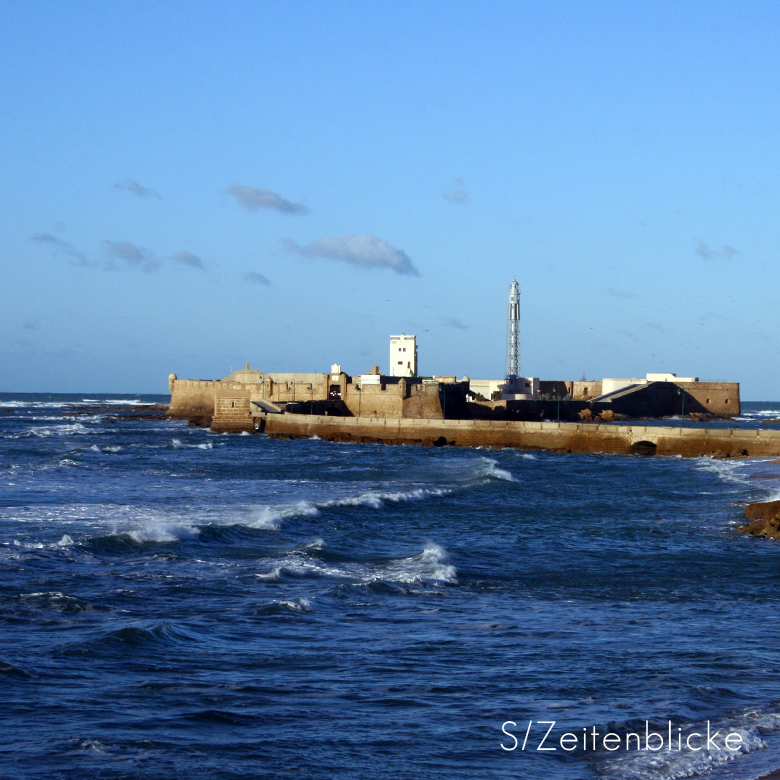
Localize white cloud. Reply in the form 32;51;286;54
102;240;160;272
285;234;419;276
226;184;309;215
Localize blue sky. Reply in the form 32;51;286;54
2;1;778;398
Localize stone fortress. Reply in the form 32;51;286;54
165;354;773;458
166;280;756;456
168;353;739;434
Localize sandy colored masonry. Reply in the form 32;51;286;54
240;413;780;459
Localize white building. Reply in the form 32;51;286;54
601;372;699;396
389;334;417;377
469;377;540;401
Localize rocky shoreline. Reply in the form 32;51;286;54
738;499;780;540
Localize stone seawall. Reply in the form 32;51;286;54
244;413;780;458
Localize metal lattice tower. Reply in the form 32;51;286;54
505;278;520;380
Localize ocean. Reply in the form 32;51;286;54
2;393;780;780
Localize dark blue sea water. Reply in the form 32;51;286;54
3;395;780;780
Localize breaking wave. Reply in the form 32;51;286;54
692;457;752;486
246;486;454;530
254;598;313;615
254;542;457;586
20;422;91;438
598;708;780;780
474;457;516;481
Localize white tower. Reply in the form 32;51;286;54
505;279;520;381
390;334;417;377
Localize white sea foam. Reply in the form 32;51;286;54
13;540;45;549
382;542;457;584
254;567;282;581
0;398;153;409
249;501;321;530
26;422;91;438
692;457;752;486
599;708;780;780
475;457;516;481
0;401;68;409
81;398;151;406
245;485;453;531
256;542;457;586
168;439;213;450
7;503;204;546
271;598;312;612
126;521;200;543
325;486;452;509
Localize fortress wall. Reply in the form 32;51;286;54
402;384;445;419
342;382;405;418
213;394;253;432
572;381;602;399
255;413;780;458
340;381;446;419
679;382;740;417
172;374;335;416
539;380;574;397
265;372;328;384
169;379;220;418
262;373;331;404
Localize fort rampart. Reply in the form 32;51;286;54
246;413;780;459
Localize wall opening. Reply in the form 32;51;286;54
630;440;657;456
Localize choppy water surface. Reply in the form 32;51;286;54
3;395;780;779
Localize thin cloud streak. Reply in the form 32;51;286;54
243;272;271;286
114;178;162;199
443;177;469;204
173;251;205;270
606;287;639;299
696;241;739;260
285;234;420;276
31;233;96;268
33;233;166;272
441;316;468;329
226;184;309;215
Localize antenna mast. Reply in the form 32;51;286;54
505;278;520;381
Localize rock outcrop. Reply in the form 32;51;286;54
737;500;780;540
